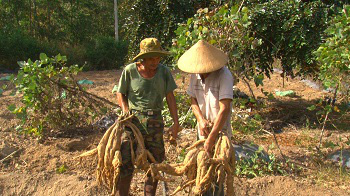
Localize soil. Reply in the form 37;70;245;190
0;69;349;196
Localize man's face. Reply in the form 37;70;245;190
200;73;210;79
142;57;161;70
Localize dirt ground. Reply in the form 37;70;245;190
0;68;349;196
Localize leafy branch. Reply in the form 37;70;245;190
9;53;116;136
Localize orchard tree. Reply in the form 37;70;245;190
315;5;350;101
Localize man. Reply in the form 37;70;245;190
178;40;234;196
116;38;180;196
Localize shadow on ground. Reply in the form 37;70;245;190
259;97;349;132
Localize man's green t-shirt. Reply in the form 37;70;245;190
117;63;177;111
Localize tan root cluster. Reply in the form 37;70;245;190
76;114;156;195
77;114;235;195
149;134;235;195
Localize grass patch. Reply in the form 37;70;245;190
235;148;301;178
312;164;350;189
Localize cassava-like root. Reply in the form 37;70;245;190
226;143;236;196
150;134;235;196
170;179;195;196
186;139;205;151
77;113;159;195
75;148;97;159
78;115;236;196
216;165;225;195
193;151;211;195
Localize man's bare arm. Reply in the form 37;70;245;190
117;92;129;113
166;91;180;140
204;99;231;154
191;97;210;137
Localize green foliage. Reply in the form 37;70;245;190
56;164;68;174
231;111;263;134
231;96;267;134
177;148;186;163
307;98;344;126
0;0;346;74
248;0;331;77
172;1;335;84
172;4;255;77
162;92;196;128
86;37;128;70
0;30;55;70
57;44;87;69
0;30;128;71
0;1;114;45
119;0;211;61
235;147;294;178
10;54;108;136
315;5;350;97
0;1;126;71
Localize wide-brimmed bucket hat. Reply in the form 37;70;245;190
177;40;228;74
133;38;170;61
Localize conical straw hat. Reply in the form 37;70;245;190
178;40;228;74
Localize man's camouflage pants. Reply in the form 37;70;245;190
119;111;165;177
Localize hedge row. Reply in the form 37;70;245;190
0;31;128;71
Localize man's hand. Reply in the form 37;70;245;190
203;99;231;155
198;118;210;138
168;123;180;145
204;134;216;156
166;91;180;145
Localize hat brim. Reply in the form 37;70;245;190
177;40;228;74
133;51;170;61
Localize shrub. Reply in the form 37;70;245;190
0;30;55;71
57;44;87;68
236;149;287;178
85;36;128;70
315;5;350;100
9;54;111;136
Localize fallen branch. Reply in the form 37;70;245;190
317;111;330;151
242;76;256;100
261;128;286;161
0;149;22;163
317;81;340;151
51;78;118;107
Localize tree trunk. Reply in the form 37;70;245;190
47;0;51;41
29;0;32;35
33;0;37;38
114;0;119;41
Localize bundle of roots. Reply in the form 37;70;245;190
149;134;235;196
76;114;157;195
77;113;235;195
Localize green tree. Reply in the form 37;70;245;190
315;5;350;100
172;1;337;83
118;0;212;61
